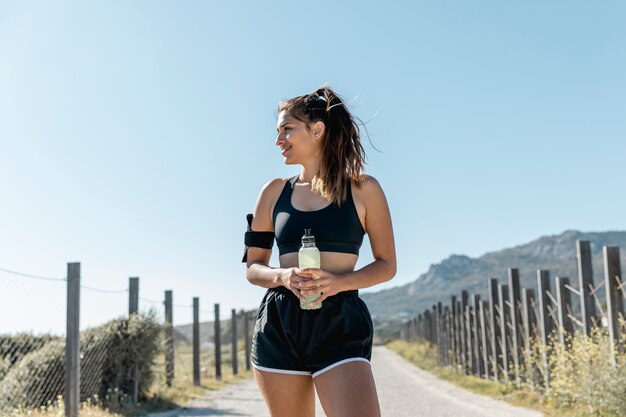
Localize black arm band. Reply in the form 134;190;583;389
244;231;274;248
242;213;274;263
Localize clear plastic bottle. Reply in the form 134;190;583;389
298;229;322;310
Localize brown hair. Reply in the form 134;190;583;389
278;86;366;205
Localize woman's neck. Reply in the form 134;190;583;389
298;162;319;184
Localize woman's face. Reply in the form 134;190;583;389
275;110;321;165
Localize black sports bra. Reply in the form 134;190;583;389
272;176;365;256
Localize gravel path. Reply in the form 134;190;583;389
145;346;543;417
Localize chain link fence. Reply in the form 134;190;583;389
0;264;254;416
0;267;68;411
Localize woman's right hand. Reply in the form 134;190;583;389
279;268;312;302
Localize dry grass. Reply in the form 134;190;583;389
386;339;588;417
389;327;626;417
146;342;252;409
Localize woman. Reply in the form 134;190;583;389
244;86;396;417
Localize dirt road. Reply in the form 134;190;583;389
146;346;543;417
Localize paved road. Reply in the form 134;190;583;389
146;346;543;417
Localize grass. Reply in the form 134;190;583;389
385;339;594;417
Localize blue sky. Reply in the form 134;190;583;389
1;1;625;334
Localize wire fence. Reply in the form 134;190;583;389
400;240;626;394
0;264;255;416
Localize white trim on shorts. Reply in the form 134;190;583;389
252;357;370;378
312;357;370;378
251;362;312;376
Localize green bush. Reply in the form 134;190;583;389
0;311;163;411
0;334;61;381
0;338;65;410
548;327;626;417
98;311;163;401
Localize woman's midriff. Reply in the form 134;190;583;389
279;252;358;275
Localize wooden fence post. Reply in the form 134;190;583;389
129;277;139;315
508;269;523;386
437;302;443;364
432;305;437;348
425;312;428;342
244;311;251;371
472;294;483;377
488;278;501;382
456;300;462;370
604;246;624;366
128;277;139;404
164;290;174;387
193;297;200;386
460;291;469;373
232;309;238;375
432;306;437;346
479;300;490;379
214;303;222;380
537;270;552;389
576;241;596;335
522;288;537;390
430;306;435;351
450;296;457;367
556;277;573;345
415;314;422;341
430;309;435;344
65;262;80;417
445;307;451;365
499;284;511;383
466;304;474;375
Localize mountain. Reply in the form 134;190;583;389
361;230;626;339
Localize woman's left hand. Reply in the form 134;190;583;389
297;268;348;306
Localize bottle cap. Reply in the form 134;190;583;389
301;229;316;244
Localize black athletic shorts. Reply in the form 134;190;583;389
251;285;374;378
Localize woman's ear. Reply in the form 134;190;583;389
311;121;326;140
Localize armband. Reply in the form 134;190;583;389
245;231;274;248
242;213;274;263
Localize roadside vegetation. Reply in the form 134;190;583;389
387;327;626;417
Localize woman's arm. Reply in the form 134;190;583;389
340;175;397;288
299;175;396;303
245;179;307;301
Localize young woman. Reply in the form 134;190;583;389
244;86;396;417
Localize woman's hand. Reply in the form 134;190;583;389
279;267;314;302
297;268;348;306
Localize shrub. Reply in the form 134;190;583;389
0;334;61;382
0;338;65;410
547;326;626;416
0;311;163;411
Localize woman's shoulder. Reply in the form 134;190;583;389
256;177;291;205
260;177;290;193
252;177;292;228
352;174;386;205
353;174;383;193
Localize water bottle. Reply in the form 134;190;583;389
298;229;322;310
